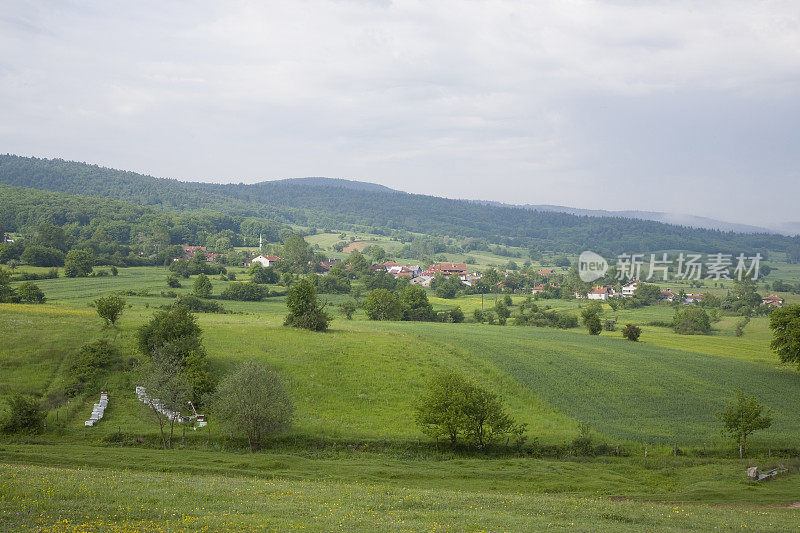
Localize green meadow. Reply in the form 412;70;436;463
2;265;800;530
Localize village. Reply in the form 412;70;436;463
179;245;785;308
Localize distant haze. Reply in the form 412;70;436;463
1;1;798;227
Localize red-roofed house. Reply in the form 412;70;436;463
531;284;546;294
661;289;678;302
183;246;207;259
762;295;784;308
247;255;282;268
537;269;554;275
587;286;613;300
429;263;467;277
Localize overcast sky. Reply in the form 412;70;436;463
1;1;798;226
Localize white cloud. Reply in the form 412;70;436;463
1;0;798;225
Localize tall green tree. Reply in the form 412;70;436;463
716;390;772;456
137;305;212;404
193;273;213;298
210;361;294;452
769;304;800;368
346;251;370;278
140;355;192;449
580;302;603;335
93;294;126;326
284;278;329;331
363;289;403;321
415;371;523;448
281;233;314;273
64;249;94;277
399;285;434;321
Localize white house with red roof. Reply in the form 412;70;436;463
587;286;613;300
762;295;784;307
621;280;640;297
248;254;282;268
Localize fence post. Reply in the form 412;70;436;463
739;444;743;458
769;447;771;458
644;444;648;458
615;443;620;456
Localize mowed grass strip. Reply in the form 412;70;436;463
1;459;799;531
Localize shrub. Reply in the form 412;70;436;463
673;307;711;335
584;314;602;335
20;245;65;267
174;294;227;314
571;423;594;456
249;263;278;284
437;307;465;323
621;324;641;341
1;394;45;434
166;274;182;288
63;339;119;396
13;268;58;281
433;275;463;299
220;282;268;301
94;294;126;326
556;314;579;329
16;281;45;303
494;301;511;319
338;300;356;320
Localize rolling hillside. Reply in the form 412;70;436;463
2;154;799;256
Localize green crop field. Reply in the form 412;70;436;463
2;265;800;530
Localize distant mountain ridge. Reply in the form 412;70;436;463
1;154;798;256
517;205;786;236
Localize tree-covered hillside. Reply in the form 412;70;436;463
1;154;798;257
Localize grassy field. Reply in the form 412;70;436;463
2;265;800;529
5;460;799;531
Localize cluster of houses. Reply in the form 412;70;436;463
183;246;220;263
576;280;703;302
576;280;785;307
226;250;789;308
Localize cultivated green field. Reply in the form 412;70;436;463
2;265;800;530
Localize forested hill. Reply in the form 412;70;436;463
1;154;798;256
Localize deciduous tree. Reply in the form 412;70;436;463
210;361;294;452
